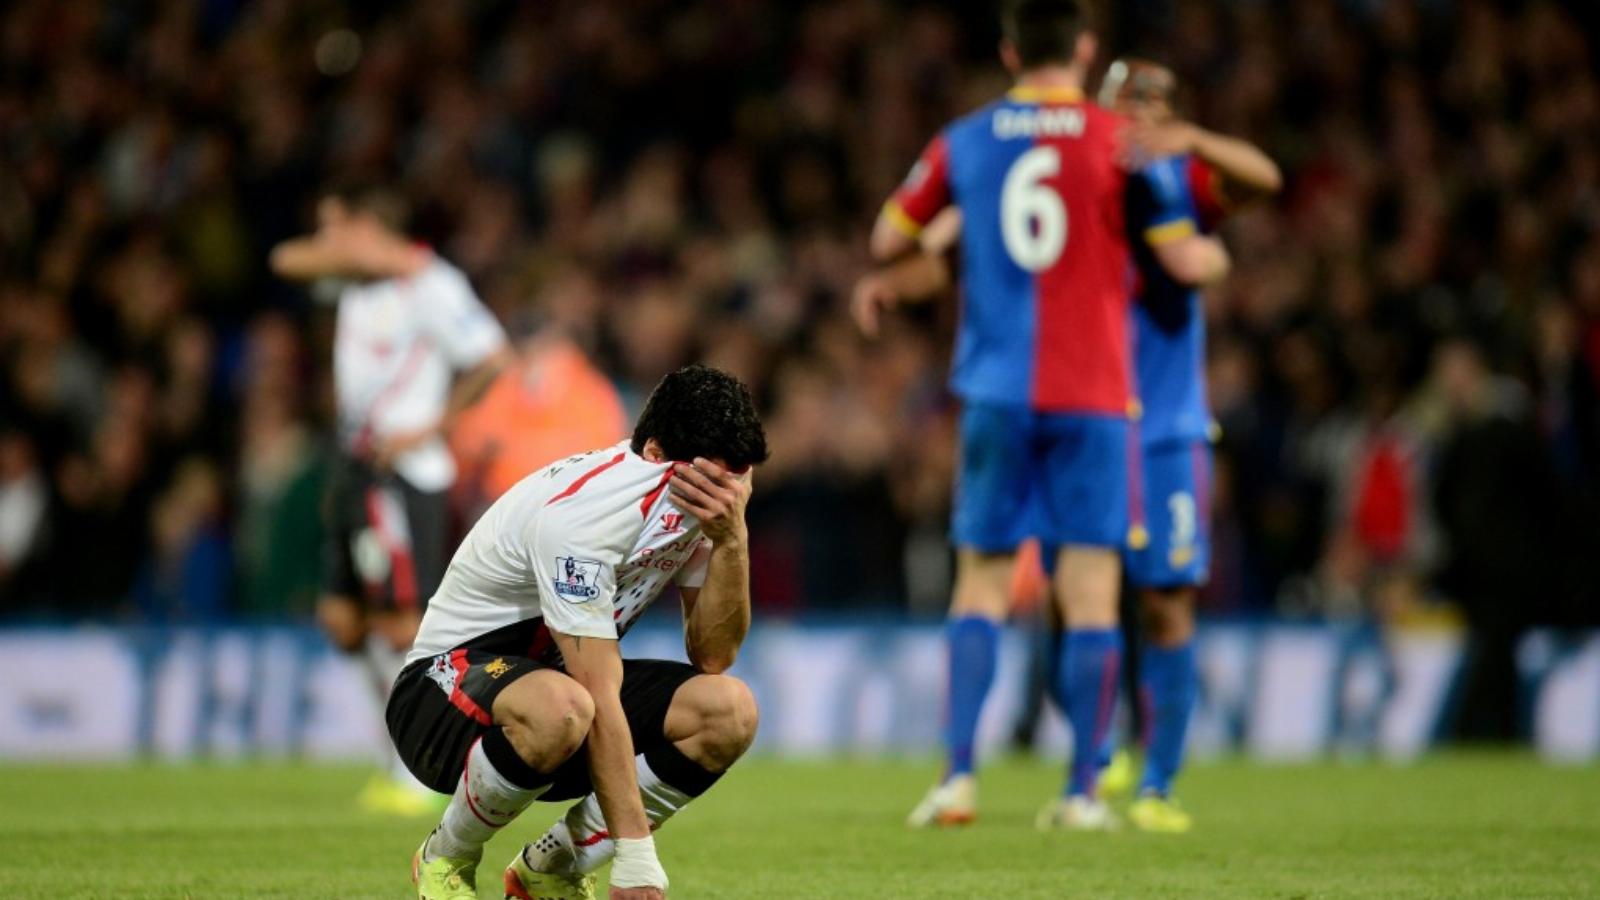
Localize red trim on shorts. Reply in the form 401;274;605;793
639;468;674;518
357;489;384;600
366;487;419;608
392;547;418;609
1192;442;1211;539
448;649;493;725
1126;421;1146;538
546;452;627;506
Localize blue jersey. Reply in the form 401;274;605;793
887;87;1146;416
1126;154;1226;446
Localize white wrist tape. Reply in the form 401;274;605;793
610;836;668;891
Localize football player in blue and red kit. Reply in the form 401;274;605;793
859;52;1281;831
863;0;1230;831
1097;56;1282;832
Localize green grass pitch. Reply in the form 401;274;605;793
2;753;1597;898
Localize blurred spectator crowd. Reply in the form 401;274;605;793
2;0;1598;631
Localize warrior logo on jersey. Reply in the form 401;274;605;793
658;512;685;534
553;556;602;600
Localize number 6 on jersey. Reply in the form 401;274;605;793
1001;146;1068;271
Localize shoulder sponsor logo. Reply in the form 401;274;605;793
553;556;602;601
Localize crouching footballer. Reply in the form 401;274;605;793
387;365;768;899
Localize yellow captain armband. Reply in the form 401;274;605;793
881;201;924;239
1144;218;1197;245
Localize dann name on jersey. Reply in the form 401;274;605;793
992;106;1086;140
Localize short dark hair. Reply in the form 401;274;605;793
1002;0;1092;69
320;175;410;231
631;365;769;470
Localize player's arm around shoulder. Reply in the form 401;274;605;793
1123;119;1282;207
554;629;668;899
671;458;754;674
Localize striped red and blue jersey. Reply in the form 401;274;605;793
1125;154;1228;446
887;87;1152;416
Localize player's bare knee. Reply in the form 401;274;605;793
1053;546;1121;628
534;677;595;760
495;673;594;769
692;675;759;767
951;552;1013;618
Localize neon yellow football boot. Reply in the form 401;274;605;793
1097;749;1137;800
411;835;479;900
503;843;598;900
1128;794;1193;834
360;773;444;817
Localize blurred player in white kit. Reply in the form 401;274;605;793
271;179;511;814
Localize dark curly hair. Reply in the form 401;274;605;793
631;365;769;471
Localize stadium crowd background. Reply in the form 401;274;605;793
2;0;1598;649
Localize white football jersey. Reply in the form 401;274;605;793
333;256;506;492
407;441;711;665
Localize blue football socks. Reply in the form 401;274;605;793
944;615;1000;778
1139;640;1198;797
1056;628;1122;797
